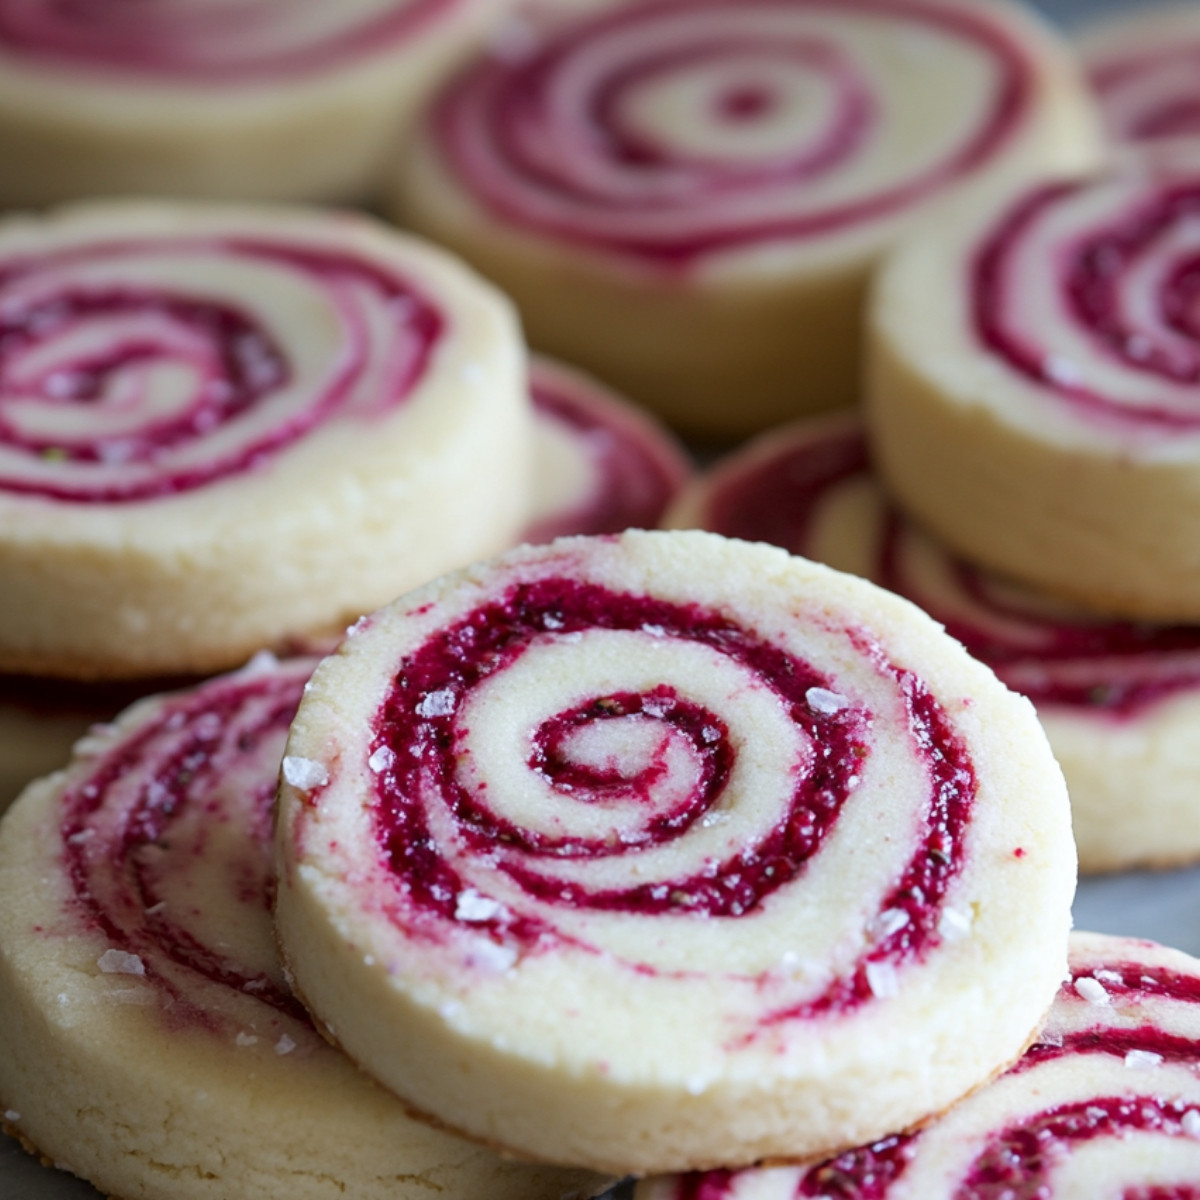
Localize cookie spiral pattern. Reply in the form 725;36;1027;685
637;932;1200;1199
668;414;1200;871
1080;7;1200;147
275;529;1075;1175
0;654;601;1200
433;0;1043;260
397;0;1099;437
0;0;474;80
870;148;1200;621
0;0;508;205
0;230;439;504
523;357;691;544
0;202;527;679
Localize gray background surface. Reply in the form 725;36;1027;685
1;1;1191;1197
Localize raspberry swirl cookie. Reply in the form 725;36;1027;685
393;0;1099;438
0;201;528;680
0;0;509;206
637;932;1200;1199
1080;5;1200;148
274;529;1075;1175
0;653;603;1200
667;414;1200;873
523;357;692;544
870;147;1200;622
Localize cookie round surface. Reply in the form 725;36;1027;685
638;931;1200;1198
0;653;603;1200
1080;4;1200;149
0;201;529;680
274;528;1075;1175
523;357;692;545
0;0;508;206
392;0;1100;439
667;413;1200;873
869;146;1200;621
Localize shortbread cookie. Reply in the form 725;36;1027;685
0;201;529;680
638;931;1200;1198
393;0;1100;438
667;414;1200;873
1080;4;1200;146
274;529;1075;1175
0;0;509;206
870;146;1200;622
524;357;691;544
0;653;603;1200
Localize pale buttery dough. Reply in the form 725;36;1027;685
0;0;511;206
638;932;1200;1198
869;145;1200;622
274;528;1075;1175
523;356;691;544
666;412;1200;873
0;652;606;1200
0;200;530;680
1079;3;1200;147
392;0;1101;439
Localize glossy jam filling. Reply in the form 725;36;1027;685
369;574;975;1011
960;1095;1200;1198
0;0;464;81
703;423;1200;715
0;236;442;503
59;663;313;1031
434;0;1033;263
973;179;1200;432
524;370;689;542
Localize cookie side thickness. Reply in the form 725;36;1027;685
274;529;1075;1175
0;0;511;205
0;201;530;679
665;414;1200;873
637;931;1200;1197
869;147;1200;622
0;655;605;1200
392;0;1101;439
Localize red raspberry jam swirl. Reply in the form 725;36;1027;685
1089;37;1200;143
0;0;469;81
523;363;691;543
697;419;1200;716
367;575;976;1015
433;0;1033;264
58;658;315;1035
973;169;1200;433
651;944;1200;1199
0;235;441;503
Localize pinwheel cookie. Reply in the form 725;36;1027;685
0;0;509;206
393;0;1100;438
870;146;1200;622
1080;4;1200;147
523;357;692;544
0;201;528;681
0;653;604;1200
274;529;1075;1175
667;414;1200;873
638;931;1200;1199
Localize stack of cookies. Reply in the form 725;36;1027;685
3;0;1200;1197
